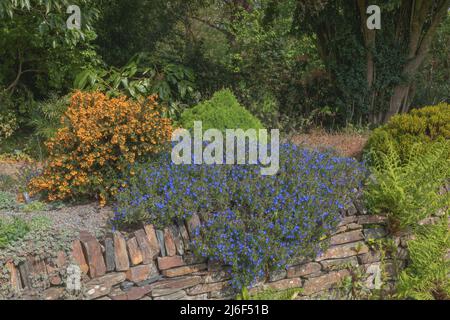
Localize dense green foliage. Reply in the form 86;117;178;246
1;1;449;155
179;89;263;131
397;222;450;300
365;103;450;165
365;140;450;230
365;103;450;300
293;1;450;124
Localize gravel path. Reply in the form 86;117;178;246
0;203;113;237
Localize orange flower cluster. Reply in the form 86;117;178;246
29;91;172;205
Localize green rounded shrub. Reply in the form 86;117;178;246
365;103;450;164
179;89;264;131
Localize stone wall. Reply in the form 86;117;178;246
2;203;406;300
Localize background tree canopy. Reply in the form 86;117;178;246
0;0;449;154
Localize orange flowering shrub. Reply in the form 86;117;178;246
29;91;172;205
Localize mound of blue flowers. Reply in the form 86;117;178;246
113;143;366;289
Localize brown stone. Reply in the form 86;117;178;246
104;237;116;272
185;293;208;300
126;286;152;300
126;264;158;283
87;272;126;288
153;290;187;300
127;237;143;266
161;263;207;277
143;224;161;258
170;226;185;256
81;238;107;278
5;261;22;292
186;213;201;239
157;255;185;270
134;229;155;264
23;256;49;287
337;216;358;227
269;270;287;282
177;222;191;250
71;240;89;274
204;270;232;284
150;276;202;297
287;262;322;278
347;223;363;231
302;270;350;295
357;215;387;225
42;287;65;300
85;283;112;300
109;287;128;300
186;281;230;295
320;256;359;271
79;230;96;242
330;230;364;246
264;278;302;291
164;228;177;257
18;262;31;289
113;231;130;271
358;251;381;264
316;242;369;261
56;251;66;268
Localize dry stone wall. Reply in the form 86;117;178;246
2;202;406;300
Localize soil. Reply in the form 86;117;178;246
289;129;369;158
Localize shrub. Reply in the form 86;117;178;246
365;103;450;164
179;89;264;131
113;144;366;289
365;140;450;231
397;221;450;300
29;91;173;204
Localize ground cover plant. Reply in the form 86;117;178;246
113;143;366;290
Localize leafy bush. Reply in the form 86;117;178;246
0;191;16;210
365;140;450;231
114;144;366;289
365;103;450;164
397;222;450;300
75;55;199;119
29;91;173;205
179;89;264;131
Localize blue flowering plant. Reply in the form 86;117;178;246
113;144;366;290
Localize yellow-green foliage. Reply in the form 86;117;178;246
365;140;450;230
179;89;264;132
365;103;450;164
397;221;450;300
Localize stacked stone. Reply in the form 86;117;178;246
4;202;413;300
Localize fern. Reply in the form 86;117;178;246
365;139;450;230
397;221;450;300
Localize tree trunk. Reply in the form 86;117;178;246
385;84;410;122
